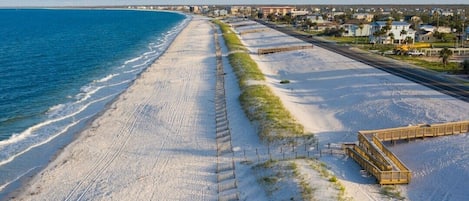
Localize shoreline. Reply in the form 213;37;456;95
9;15;222;200
1;13;194;200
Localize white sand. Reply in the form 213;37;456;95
13;16;219;201
232;20;469;201
12;16;469;201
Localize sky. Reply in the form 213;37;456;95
0;0;467;7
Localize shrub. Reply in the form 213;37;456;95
329;176;338;182
214;19;308;142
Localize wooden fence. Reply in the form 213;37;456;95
257;45;313;55
347;120;468;185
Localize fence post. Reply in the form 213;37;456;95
243;149;246;161
256;148;260;162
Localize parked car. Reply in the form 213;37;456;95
406;50;425;56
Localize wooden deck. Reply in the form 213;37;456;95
230;22;258;28
239;28;269;35
257;45;313;55
346;120;469;185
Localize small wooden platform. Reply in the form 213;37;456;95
257;45;313;55
231;22;257;28
239;28;269;35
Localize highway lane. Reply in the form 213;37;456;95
255;20;469;102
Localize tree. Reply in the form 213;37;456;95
439;47;453;68
405;36;413;44
388;32;395;44
400;29;407;44
358;22;364;36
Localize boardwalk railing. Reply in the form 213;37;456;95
347;120;468;185
362;121;469;141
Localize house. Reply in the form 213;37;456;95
290;10;309;17
369;21;415;44
352;13;374;22
420;25;452;34
258;6;296;18
416;31;438;42
306;14;326;24
341;23;372;37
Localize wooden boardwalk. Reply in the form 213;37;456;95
257;45;313;55
239;28;269;35
346;120;469;185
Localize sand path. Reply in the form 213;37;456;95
13;16;219;201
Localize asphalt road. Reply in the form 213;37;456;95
255;20;469;103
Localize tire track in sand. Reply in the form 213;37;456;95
64;97;151;201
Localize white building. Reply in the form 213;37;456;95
306;14;326;23
341;24;372;37
369;21;415;44
352;13;374;22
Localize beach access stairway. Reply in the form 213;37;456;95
212;23;240;201
345;120;469;185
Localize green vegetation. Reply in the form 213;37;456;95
213;19;307;142
388;55;460;72
312;35;466;75
290;162;314;201
309;160;349;201
240;85;304;141
215;20;247;52
439;47;453;68
329;176;338;182
380;185;405;200
229;52;265;86
322;36;369;44
254;160;300;199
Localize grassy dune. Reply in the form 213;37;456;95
213;19;307;142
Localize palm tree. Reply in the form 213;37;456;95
388;32;395;44
358;22;364;44
439;47;453;68
400;29;408;44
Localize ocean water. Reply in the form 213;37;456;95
0;9;188;196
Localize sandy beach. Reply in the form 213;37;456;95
8;15;469;201
11;16;219;200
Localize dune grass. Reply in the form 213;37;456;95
213;19;306;142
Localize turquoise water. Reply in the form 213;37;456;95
0;9;187;197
